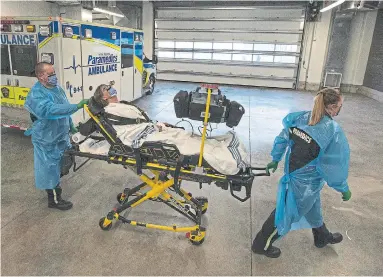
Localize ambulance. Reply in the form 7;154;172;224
0;16;157;130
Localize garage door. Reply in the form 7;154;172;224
154;5;306;89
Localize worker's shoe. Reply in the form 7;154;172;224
312;224;343;248
46;186;73;211
252;245;281;258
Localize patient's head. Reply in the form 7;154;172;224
94;84;119;107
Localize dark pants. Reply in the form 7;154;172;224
252;209;280;252
252;209;333;251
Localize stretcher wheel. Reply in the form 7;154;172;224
190;238;205;245
195;197;208;215
117;192;127;204
99;217;112;231
186;231;206;245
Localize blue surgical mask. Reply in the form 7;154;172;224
47;74;58;86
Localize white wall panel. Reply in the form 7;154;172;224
142;1;154;57
1;0;59;17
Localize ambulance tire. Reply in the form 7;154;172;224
146;75;156;95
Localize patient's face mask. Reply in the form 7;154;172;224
103;86;118;103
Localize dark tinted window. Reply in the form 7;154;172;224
10;45;37;77
1;45;11;75
121;44;133;68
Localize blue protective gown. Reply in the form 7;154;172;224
272;111;350;237
24;81;78;190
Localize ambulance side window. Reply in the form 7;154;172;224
121;44;133;68
1;45;11;75
10;45;37;77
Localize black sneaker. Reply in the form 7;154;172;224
252;246;281;258
48;199;73;210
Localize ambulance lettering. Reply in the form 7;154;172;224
0;34;36;45
87;54;118;76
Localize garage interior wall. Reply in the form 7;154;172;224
142;1;154;58
154;4;306;89
298;10;333;91
341;10;378;93
359;10;383;102
1;0;59;17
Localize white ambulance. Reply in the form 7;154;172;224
0;16;157;129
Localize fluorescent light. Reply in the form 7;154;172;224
93;7;124;18
320;0;346;12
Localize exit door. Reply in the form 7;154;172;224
120;31;134;102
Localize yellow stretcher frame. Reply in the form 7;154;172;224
70;84;266;245
81;91;222;245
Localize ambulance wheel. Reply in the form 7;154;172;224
146;75;155;95
196;197;208;215
99;217;113;231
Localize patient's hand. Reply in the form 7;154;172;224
155;122;166;132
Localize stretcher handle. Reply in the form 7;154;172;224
229;182;251;202
250;167;270;177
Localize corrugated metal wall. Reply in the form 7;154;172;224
154;5;306;89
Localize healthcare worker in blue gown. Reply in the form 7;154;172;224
25;62;88;211
252;88;352;258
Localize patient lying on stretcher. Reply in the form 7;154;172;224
73;84;250;175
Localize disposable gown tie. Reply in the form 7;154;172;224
24;82;78;190
271;111;350;237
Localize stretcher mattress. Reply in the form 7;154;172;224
73;121;250;175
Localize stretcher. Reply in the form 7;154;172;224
66;84;269;245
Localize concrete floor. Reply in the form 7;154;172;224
1;81;383;275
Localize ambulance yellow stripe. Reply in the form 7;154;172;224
38;34;60;49
84;38;120;51
134;56;143;74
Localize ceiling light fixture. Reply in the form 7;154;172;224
93;7;124;18
320;0;346;12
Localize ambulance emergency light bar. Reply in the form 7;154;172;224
14;25;23;32
320;0;346;12
0;20;30;24
93;7;124;18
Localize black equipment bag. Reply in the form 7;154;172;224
188;90;228;123
173;87;245;127
226;101;245;128
173;90;190;118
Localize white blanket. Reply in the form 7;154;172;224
74;103;250;175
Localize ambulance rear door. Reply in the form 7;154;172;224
80;24;121;101
61;22;84;124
